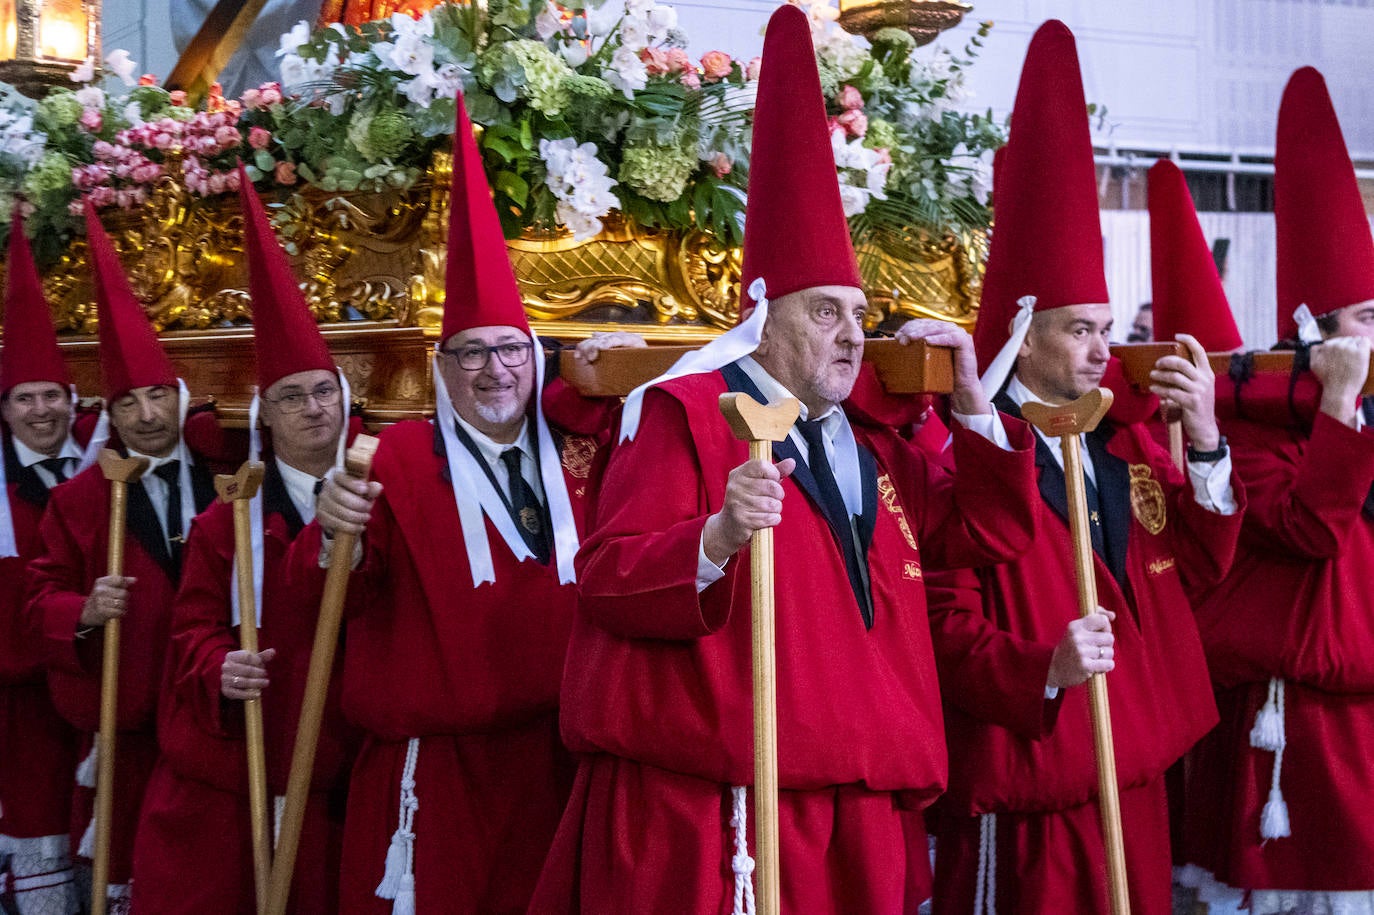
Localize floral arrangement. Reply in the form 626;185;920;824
0;0;1004;268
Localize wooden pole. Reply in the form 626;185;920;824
1020;390;1131;915
90;450;149;915
266;435;379;915
215;462;270;915
718;392;801;915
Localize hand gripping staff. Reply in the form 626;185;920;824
267;434;379;915
90;450;149;915
215;461;271;914
717;392;801;915
1018;389;1131;915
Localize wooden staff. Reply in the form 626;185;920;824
718;392;801;915
215;462;270;915
90;450;149;915
1019;390;1131;915
266;435;379;915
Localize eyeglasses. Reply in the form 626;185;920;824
264;383;342;414
442;341;533;372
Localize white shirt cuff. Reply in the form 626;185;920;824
696;534;728;593
1045;685;1060;700
950;409;1012;450
1187;453;1238;516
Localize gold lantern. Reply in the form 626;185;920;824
0;0;99;97
837;0;971;45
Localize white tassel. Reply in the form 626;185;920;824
273;795;285;848
376;738;420;907
392;874;416;915
729;786;756;915
1249;678;1284;752
1260;786;1291;840
375;830;408;900
76;742;98;788
77;816;95;859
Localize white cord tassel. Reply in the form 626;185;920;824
76;741;98;788
77;815;95;860
376;738;420;915
273;795;285;848
1254;678;1291;841
973;813;998;915
729;786;756;915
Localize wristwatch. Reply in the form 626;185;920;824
1186;436;1228;463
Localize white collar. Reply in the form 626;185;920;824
275;457;323;523
453;411;533;467
736;355;841;424
128;446;185;475
12;434;82;469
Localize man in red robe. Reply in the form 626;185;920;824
924;22;1244;915
527;8;1039;913
309;96;640;915
1187;66;1374;915
0;222;83;915
129;173;360;914
25;204;217;914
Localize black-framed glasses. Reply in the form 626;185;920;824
264;383;341;414
443;341;533;371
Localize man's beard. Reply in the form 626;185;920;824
475;398;524;426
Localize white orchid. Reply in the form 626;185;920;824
401;70;439;107
559;41;589;68
535;1;564;40
541;137;619;241
73;85;104;109
104;50;138;87
389;33;435;76
70;57;95;83
277;20;312;57
603;45;648;97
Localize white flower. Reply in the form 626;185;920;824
433;62;465;97
401;70;439;107
838;184;869;217
389;33;434;76
278;53;306;87
277;20;312;57
645;5;676;36
542;137;618;240
389;10;434;40
603;45;648;97
123;100;144;127
866;161;890;195
104;49;138;86
559;41;589;68
535;1;564;40
74;85;104;108
70;56;95;83
618;15;649;51
585;3;619;38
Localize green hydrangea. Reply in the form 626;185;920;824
565;74;615;105
479;40;572;117
815;60;841;101
864;118;900;153
365;109;413;160
35;93;82;132
619;141;696;203
22;151;72;199
871;27;917;58
127;86;172;120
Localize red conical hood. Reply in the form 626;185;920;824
238;166;334;391
86;201;177;402
1148;160;1242;351
973;20;1107;373
738;3;861;311
442;93;529;343
1274;66;1374;342
1;217;70;396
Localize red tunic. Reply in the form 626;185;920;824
25;456;213;884
0;435;79;842
530;370;1039;914
131;457;358;914
287;409;604;914
1189;411;1374;890
926;414;1243;914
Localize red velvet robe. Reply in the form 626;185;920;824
0;432;79;843
1189;410;1374;890
529;370;1039;915
926;413;1243;915
131;456;358;914
25;455;214;886
286;403;606;915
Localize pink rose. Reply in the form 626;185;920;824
214;125;240;148
745;56;762;81
838;85;864;110
837;108;867;137
207;172;227;195
80;108;102;132
639;47;672;75
169;90;187;106
273;160;298;186
874;148;892;165
92;140;115;159
241;88;261;110
133;163;161;183
225;170;241;192
259;85;282;107
712;152;731;178
91;185;116;208
248;126;272;150
138;74;157;86
665;48;692;74
700;50;732;81
679;69;701;90
153;131;175;150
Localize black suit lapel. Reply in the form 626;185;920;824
856;445;878;561
1086;425;1130;587
126;478;176;578
262;458;306;540
189;461;216;515
3;433;54;509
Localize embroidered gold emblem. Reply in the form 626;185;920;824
519;506;542;534
1129;464;1167;536
1147;557;1176;576
902;560;922;581
876;472;919;551
560;436;596;480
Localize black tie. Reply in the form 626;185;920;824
39;457;70;483
499;449;550;565
154;461;184;565
796;419;874;627
313;478;325;497
1082;471;1109;567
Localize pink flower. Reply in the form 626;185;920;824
207;172;227;195
214;125;241;148
90;185;116;208
639;47;672;75
225;170;241;192
838;85;864;110
138;74;157;86
92;140;116;159
80;108;102;132
259;85;282;107
153;131;176;150
67;199;83;215
273;160;298;186
241;88;261;110
132;163;161;183
837;108;867;137
665;48;692;74
745;56;762;81
169;90;187;107
248;126;272;150
679;70;701;90
711;152;731;177
874;148;892;165
700;50;732;81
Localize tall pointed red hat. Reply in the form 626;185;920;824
1274;66;1374;342
86;201;177;402
973;20;1107;373
739;3;861;311
238;166;334;391
442;94;529;343
1148;160;1242;351
1;217;70;396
